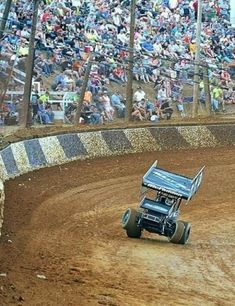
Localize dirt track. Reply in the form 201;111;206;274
0;147;235;306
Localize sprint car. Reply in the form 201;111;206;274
121;161;205;244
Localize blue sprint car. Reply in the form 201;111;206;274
121;161;205;244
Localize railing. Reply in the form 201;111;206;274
3;91;78;123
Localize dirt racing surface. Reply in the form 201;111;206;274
0;147;235;306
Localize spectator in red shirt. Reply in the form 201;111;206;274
41;10;51;23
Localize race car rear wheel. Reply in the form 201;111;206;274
169;221;185;244
178;221;191;245
121;208;141;238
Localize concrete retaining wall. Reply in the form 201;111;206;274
0;124;234;236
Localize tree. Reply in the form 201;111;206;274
0;0;12;39
125;0;136;122
74;54;93;125
19;0;40;128
192;0;202;118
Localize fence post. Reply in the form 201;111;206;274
0;0;12;39
192;0;203;118
19;0;39;128
203;64;212;115
74;54;93;125
125;0;136;122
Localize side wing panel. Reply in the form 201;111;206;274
187;166;205;202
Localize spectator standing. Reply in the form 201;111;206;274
212;85;223;112
99;91;114;121
31;90;40;120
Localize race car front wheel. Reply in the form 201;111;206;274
121;208;141;238
169;221;185;244
178;221;191;245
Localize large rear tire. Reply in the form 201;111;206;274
121;208;141;238
178;221;191;245
169;221;185;244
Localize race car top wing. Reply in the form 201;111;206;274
142;161;205;200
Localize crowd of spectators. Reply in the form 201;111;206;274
0;0;235;125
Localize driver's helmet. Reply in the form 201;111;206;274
165;198;175;206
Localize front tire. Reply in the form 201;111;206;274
121;208;141;238
178;221;191;245
169;221;185;244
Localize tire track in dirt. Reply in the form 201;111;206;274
0;148;234;305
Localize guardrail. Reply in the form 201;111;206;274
5;91;77;100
